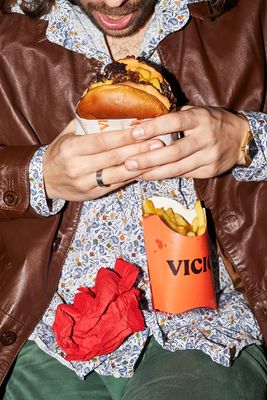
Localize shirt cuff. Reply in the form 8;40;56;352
29;146;65;216
233;111;267;181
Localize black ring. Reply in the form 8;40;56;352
96;169;110;187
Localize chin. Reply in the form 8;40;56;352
100;26;139;38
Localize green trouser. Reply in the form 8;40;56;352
1;339;267;400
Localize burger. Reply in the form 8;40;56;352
76;57;175;120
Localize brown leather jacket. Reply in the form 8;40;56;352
0;0;266;386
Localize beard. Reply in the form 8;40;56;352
73;0;158;37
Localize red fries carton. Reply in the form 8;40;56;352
142;196;217;314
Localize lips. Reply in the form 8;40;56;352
96;11;134;30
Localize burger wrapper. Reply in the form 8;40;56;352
75;114;175;145
142;197;217;314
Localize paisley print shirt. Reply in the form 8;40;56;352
13;0;267;379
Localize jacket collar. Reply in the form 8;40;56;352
12;0;210;65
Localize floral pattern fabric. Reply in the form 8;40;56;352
30;178;262;379
18;0;267;379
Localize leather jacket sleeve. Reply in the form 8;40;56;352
0;144;49;220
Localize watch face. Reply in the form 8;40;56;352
248;138;258;159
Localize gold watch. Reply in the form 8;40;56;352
240;129;258;167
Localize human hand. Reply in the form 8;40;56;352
125;106;250;180
43;120;164;201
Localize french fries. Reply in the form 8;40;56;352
194;199;206;236
142;199;155;215
143;198;207;237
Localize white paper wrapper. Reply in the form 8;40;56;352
148;196;204;224
75;114;176;145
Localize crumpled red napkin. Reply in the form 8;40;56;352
53;258;145;361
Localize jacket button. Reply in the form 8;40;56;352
0;331;17;346
219;211;241;232
3;191;18;206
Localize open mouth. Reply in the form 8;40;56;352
96;11;134;30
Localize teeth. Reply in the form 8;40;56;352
107;15;125;20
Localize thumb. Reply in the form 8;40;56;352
180;105;196;111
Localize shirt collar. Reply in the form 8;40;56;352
13;0;205;66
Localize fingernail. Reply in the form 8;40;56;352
149;141;163;150
125;159;138;170
132;127;145;139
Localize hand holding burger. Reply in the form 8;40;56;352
44;58;174;202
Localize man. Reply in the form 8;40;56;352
0;0;267;398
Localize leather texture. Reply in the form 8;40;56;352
158;0;267;343
0;0;266;385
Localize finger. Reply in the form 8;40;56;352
63;139;164;178
96;165;155;187
130;109;199;141
180;105;196;111
140;164;216;181
71;164;155;199
65;125;153;157
86;169;154;200
137;151;210;181
124;135;204;171
179;164;220;179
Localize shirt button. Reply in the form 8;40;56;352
3;191;18;206
0;331;17;346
